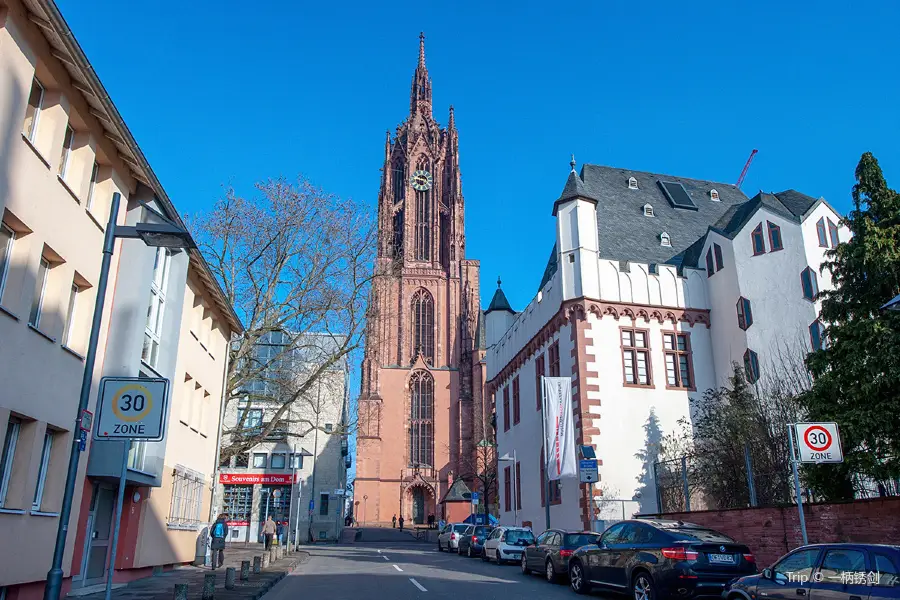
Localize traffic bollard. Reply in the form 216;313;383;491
225;568;236;590
240;560;250;581
202;573;215;600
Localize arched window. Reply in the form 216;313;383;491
411;288;434;364
408;371;434;467
660;231;671;247
628;176;639;190
414;157;431;261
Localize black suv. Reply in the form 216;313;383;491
569;519;757;599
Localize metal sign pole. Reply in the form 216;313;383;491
540;376;551;529
104;442;130;600
587;481;594;531
788;425;809;545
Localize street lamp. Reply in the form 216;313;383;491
44;193;193;600
498;451;518;526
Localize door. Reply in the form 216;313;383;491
810;547;870;600
412;488;425;525
530;531;552;569
590;523;628;586
82;484;116;587
757;548;823;600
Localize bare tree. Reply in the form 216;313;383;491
457;439;499;522
190;177;376;462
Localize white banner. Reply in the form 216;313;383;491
542;376;577;480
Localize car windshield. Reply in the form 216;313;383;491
475;526;491;536
453;524;468;533
506;530;535;546
671;527;734;543
565;533;601;547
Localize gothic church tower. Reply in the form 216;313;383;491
355;34;484;525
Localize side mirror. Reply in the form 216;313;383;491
762;568;772;580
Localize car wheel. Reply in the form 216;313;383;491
633;571;656;600
467;545;473;558
545;559;557;583
521;553;530;575
481;548;488;562
570;560;590;595
438;540;443;552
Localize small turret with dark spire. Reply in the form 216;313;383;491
485;276;515;315
410;32;433;115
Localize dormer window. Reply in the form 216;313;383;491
648;263;658;275
628;177;638;190
643;204;654;217
660;232;671;247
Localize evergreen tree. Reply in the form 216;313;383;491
634;409;664;513
802;152;900;500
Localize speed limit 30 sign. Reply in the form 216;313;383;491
96;377;169;440
795;422;843;463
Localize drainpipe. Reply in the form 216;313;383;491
209;337;233;522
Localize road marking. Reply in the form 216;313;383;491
377;549;382;553
393;564;403;572
383;555;389;560
409;578;427;592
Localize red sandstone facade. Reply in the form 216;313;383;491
355;35;486;525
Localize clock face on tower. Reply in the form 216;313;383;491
410;169;433;191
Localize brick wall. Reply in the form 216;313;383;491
650;497;900;568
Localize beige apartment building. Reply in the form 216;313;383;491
0;1;241;599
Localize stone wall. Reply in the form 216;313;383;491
650;497;900;568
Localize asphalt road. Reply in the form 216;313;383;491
268;541;597;599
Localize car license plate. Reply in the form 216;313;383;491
708;553;735;564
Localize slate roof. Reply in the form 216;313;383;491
441;478;472;503
485;286;514;314
537;164;822;284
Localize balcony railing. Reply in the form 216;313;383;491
402;465;436;481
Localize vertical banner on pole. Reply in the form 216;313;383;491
541;377;577;480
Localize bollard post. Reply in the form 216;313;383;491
225;568;236;590
269;549;276;564
261;552;269;569
173;584;189;600
240;560;250;581
202;574;215;600
252;556;261;574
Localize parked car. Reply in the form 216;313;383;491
437;523;470;552
724;543;900;600
568;519;757;598
483;526;536;564
521;529;601;582
458;525;494;558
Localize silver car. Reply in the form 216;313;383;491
437;523;469;552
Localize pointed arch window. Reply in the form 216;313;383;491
751;223;767;255
408;371;434;468
414;157;432;261
801;267;818;301
411;288;434;364
628;177;639;190
660;232;671;247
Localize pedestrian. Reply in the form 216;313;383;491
398;515;404;532
276;521;284;546
210;513;229;569
392;514;397;529
427;514;434;529
263;515;276;550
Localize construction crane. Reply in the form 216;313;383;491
736;149;758;189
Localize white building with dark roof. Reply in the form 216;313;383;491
484;160;848;534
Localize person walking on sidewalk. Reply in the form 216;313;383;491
398;515;404;532
210;514;229;569
263;516;277;550
392;514;397;529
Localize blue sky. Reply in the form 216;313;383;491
58;0;899;314
56;1;898;489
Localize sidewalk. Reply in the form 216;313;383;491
69;545;306;600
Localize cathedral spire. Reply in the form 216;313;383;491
448;105;455;130
410;32;433;115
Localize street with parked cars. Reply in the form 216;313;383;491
423;520;900;600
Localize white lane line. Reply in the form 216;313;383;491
377;549;382;553
383;555;390;560
409;578;427;592
393;564;403;572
